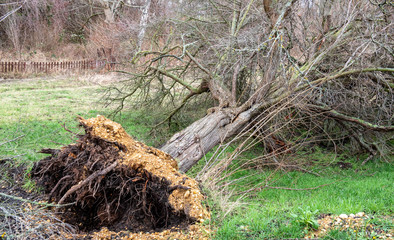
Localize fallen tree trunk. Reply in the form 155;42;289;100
161;105;259;172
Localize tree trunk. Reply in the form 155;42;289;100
137;0;151;50
160;106;257;172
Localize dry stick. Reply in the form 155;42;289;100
58;161;118;205
0;154;26;163
262;181;340;191
0;135;25;147
261;179;342;191
0;192;75;208
240;179;343;196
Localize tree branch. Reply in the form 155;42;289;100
150;66;199;93
309;67;394;88
153;82;209;128
309;104;394;132
185;50;212;78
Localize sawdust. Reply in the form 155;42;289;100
69;224;212;240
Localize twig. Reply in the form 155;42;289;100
62;124;80;136
261;180;342;191
361;155;374;166
0;154;26;163
238;179;342;195
0;135;25;147
0;192;75;208
153;92;195;128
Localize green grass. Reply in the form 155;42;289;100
0;77;159;163
211;160;393;239
1;76;392;239
190;143;393;239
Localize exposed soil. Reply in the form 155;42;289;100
31;116;210;236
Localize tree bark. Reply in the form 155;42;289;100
137;0;151;50
160;106;257;172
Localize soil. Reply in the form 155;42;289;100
31;116;210;238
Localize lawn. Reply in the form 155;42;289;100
0;76;393;239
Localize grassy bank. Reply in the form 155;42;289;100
0;76;392;239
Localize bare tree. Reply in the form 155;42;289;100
0;1;25;23
137;0;151;49
106;0;393;172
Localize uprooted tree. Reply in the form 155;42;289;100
32;116;210;232
105;0;393;172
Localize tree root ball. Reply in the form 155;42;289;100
32;116;210;232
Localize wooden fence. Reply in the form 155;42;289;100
0;59;118;74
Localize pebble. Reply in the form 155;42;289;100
339;214;348;219
356;212;365;217
349;214;355;218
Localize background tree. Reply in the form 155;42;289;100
0;0;169;59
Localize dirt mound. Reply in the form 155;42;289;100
32;116;209;234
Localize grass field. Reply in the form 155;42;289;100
0;76;393;239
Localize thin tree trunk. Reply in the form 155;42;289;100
104;7;115;23
137;0;151;50
160;106;257;172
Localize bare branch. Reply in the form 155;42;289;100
309;104;394;132
0;135;25;147
150;66;199;93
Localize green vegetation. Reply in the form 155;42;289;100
212;160;393;239
1;77;392;239
0;77;156;163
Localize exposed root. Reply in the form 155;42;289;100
31;116;209;233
